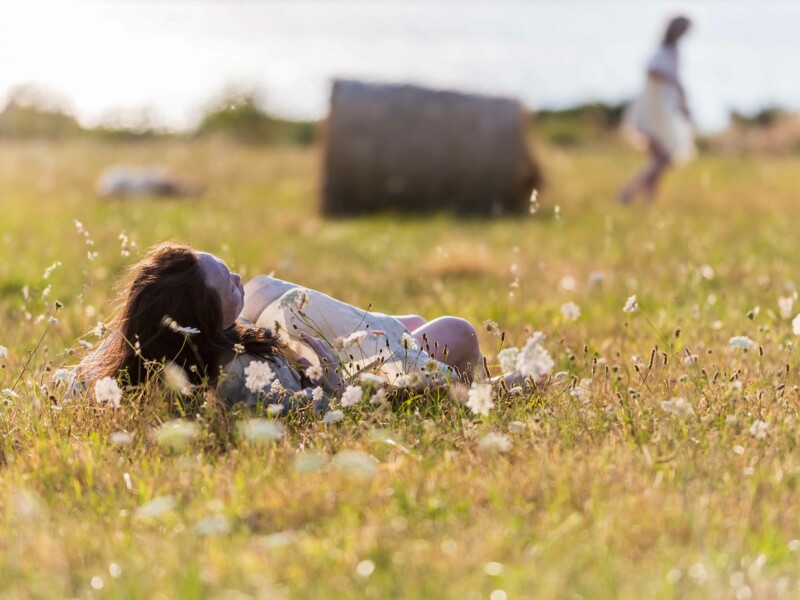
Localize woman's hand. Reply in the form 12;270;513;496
299;332;341;390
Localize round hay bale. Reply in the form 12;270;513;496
321;79;541;216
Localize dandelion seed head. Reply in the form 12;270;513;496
466;382;494;416
94;377;122;408
561;301;581;321
516;334;554;381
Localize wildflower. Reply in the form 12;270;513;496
94;322;107;338
267;404;284;416
163;363;191;395
508;421;527;433
48;316;58;327
683;354;698;365
623;294;638;313
466;382;494;416
516;334;554;381
194;514;231;536
358;372;385;387
561;301;581;321
233;343;245;354
401;332;419;350
0;346;7;359
95;377;122;408
237;418;284;443
479;432;512;453
394;372;422;389
78;340;94;350
52;368;74;386
570;379;592;403
793;314;800;336
749;419;769;439
337;330;368;354
106;431;132;448
2;389;19;399
244;361;276;393
529;189;539;214
270;379;285;395
340;385;363;408
661;397;695;419
323;409;345;424
729;336;756;350
483;320;501;335
370;388;387;405
306;365;324;382
332;450;378;479
42;261;62;279
154;419;199;451
312;386;325;402
279;288;309;311
558;275;576;292
497;348;519;374
779;296;795;320
136;496;176;519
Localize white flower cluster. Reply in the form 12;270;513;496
466;382;494;417
244;360;276;393
95;376;122;408
279;288;310;311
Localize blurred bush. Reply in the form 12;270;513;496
0;84;82;138
195;92;315;146
704;107;800;155
531;101;627;147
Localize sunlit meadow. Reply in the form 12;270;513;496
3;134;800;599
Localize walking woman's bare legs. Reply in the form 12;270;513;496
410;316;482;379
620;137;672;203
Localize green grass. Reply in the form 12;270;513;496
3;137;800;598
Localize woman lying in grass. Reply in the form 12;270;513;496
76;242;497;408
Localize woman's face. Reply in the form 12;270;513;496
197;252;244;328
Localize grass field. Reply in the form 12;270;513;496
2;136;800;599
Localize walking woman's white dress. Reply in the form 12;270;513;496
241;276;453;386
623;44;695;163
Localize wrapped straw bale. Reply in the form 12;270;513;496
321;79;541;215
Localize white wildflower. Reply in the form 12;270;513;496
312;386;325;402
683;354;698;365
466;382;494;417
194;514;231;536
497;347;519;374
623;294;638;313
337;330;368;354
340;385;363;408
323;409;345;424
2;388;19;399
749;419;769;439
233;343;245;354
661;397;695;419
358;372;385;387
508;420;527;433
729;336;756;350
270;379;285;395
370;388;387;405
48;316;58;327
279;288;309;311
516;333;554;381
237;418;284;443
163;363;191;395
779;296;795;320
400;332;419;350
570;378;592;403
561;301;580;321
52;368;74;386
244;360;276;393
42;261;62;279
93;322;107;338
78;339;94;350
154;419;199;451
394;372;422;389
793;314;800;336
109;431;133;446
558;275;576;292
267;403;284;416
0;346;7;359
483;320;501;335
95;376;122;408
136;496;176;519
479;432;512;453
306;365;324;382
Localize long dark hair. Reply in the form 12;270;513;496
82;242;281;387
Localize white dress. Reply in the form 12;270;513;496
241;276;453;386
623;45;695;164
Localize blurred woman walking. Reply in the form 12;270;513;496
620;15;694;203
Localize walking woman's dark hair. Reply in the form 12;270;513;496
81;242;281;387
